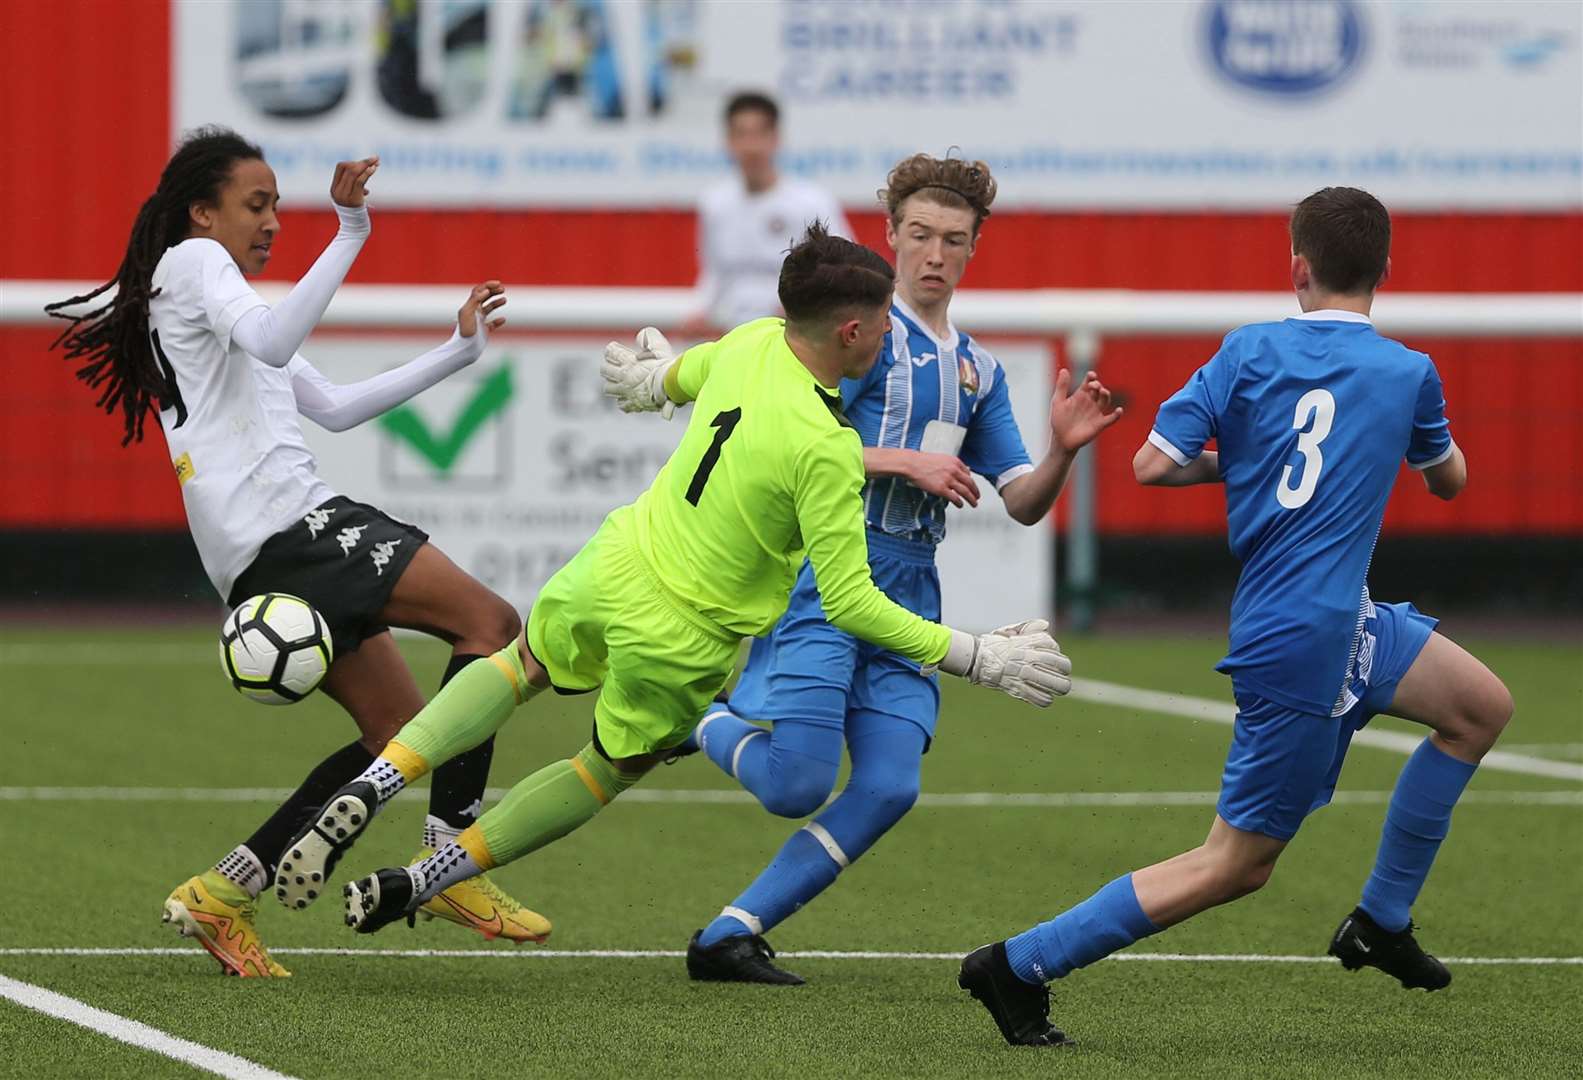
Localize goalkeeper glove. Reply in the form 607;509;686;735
600;326;677;419
932;619;1072;707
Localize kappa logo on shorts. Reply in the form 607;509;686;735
304;507;337;538
336;524;368;556
370;539;403;576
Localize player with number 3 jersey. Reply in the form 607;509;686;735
272;224;1076;937
960;187;1514;1048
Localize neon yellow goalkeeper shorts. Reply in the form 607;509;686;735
525;505;740;760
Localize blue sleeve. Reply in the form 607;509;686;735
1406;358;1454;468
960;365;1033;485
1150;342;1234;465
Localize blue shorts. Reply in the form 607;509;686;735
729;530;942;740
1218;600;1438;841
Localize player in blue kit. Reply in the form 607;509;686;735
677;154;1122;984
959;187;1515;1047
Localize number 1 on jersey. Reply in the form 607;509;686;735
686;407;743;506
1277;388;1336;509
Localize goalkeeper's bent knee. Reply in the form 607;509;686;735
491;639;542;705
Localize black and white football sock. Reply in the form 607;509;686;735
212;845;268;898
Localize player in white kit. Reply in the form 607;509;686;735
47;127;549;977
681;92;852;337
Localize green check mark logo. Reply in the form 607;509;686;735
378;361;513;474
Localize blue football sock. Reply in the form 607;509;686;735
1359;738;1477;933
697;911;754;946
698;828;841;947
694;707;766;776
1005;874;1159;984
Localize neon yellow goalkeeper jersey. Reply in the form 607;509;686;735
627;318;952;665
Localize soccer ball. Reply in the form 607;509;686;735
219;593;333;705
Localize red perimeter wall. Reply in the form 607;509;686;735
3;0;1580;535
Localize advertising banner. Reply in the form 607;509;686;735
297;334;1054;631
174;0;1582;209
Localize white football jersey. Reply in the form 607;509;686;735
148;239;335;599
695;177;851;328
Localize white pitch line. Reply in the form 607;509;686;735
0;786;1576;808
0;974;298;1080
0;947;1577;966
1074;679;1583;783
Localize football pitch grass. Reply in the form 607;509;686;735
1;625;1579;1079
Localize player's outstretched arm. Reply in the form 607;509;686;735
290;282;506;432
1133;440;1221;486
1002;369;1124;524
796;431;1071;707
228;157;380;369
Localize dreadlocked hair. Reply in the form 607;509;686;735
45;126;265;445
879;152;997;236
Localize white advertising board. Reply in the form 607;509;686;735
297;334;1054;631
175;0;1582;209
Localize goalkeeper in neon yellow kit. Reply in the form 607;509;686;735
274;224;1073;932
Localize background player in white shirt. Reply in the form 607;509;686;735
47;127;550;977
680;92;851;338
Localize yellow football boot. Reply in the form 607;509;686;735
410;849;552;943
162;871;290;977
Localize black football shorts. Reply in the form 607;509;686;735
227;496;429;658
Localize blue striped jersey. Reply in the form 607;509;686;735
839;300;1034;547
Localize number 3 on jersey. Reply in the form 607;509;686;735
1277;388;1335;509
686;407;742;506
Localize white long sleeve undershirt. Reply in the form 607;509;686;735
289;325;487;432
229;204;370;368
